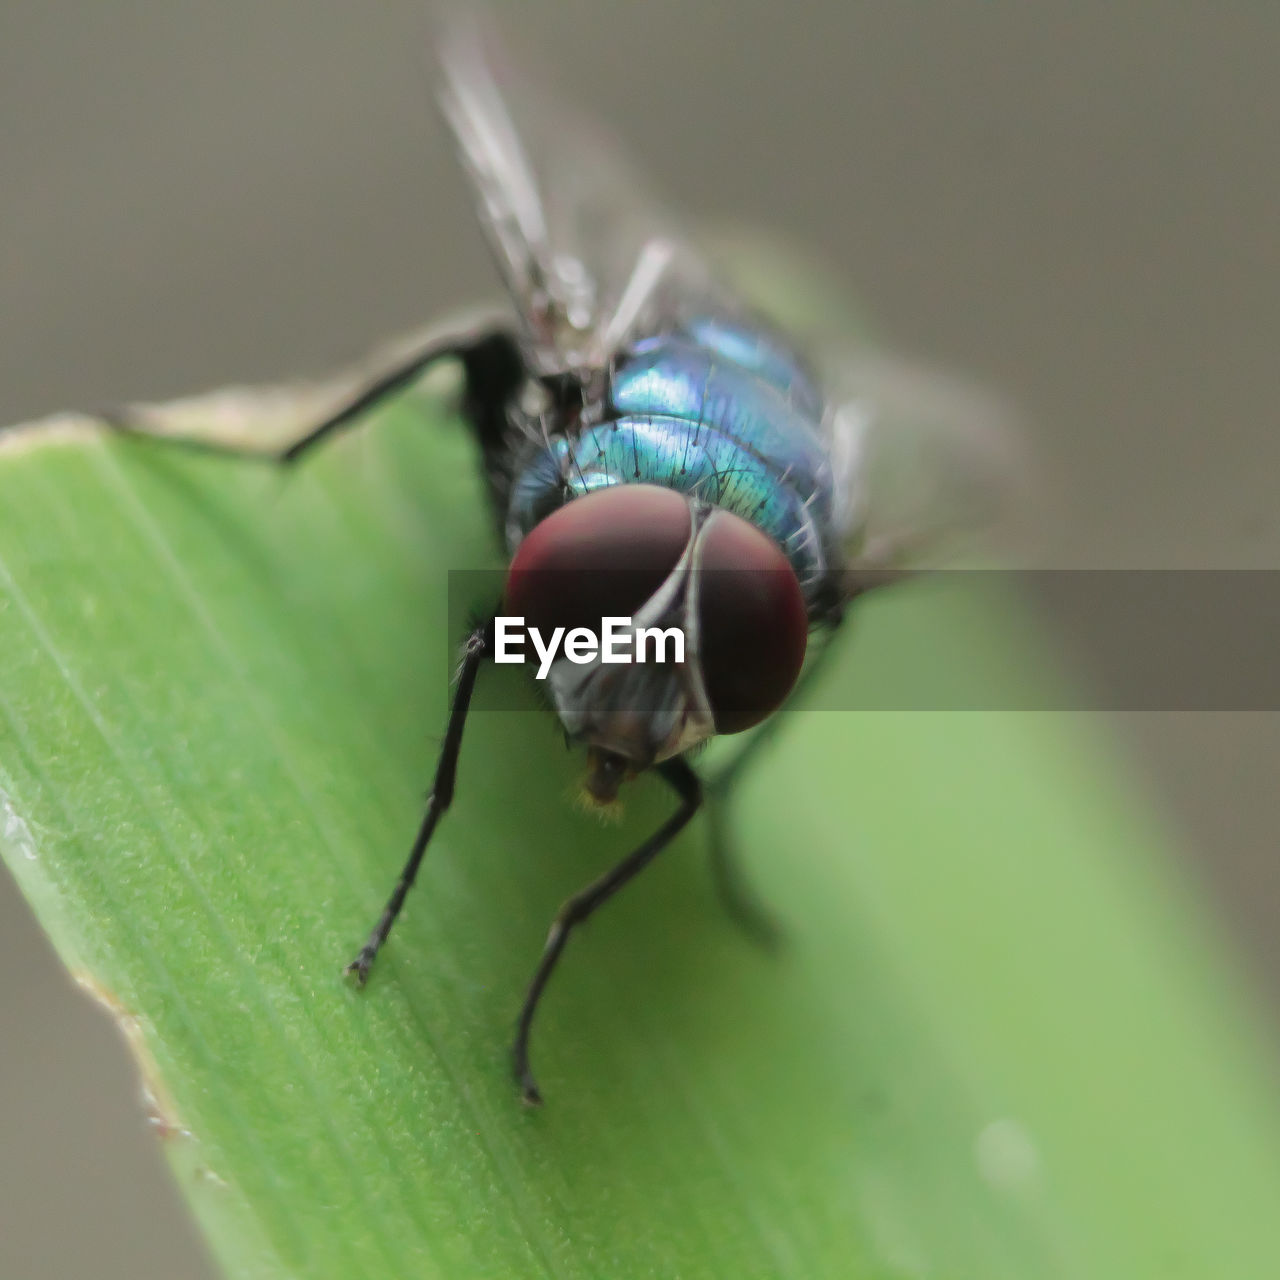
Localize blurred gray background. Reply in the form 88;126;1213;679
1;3;1276;1276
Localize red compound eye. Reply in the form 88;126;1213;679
697;509;809;733
504;485;808;736
505;486;693;635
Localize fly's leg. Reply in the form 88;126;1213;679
104;326;523;464
704;722;789;951
346;618;494;984
704;625;845;948
513;758;703;1106
283;328;522;463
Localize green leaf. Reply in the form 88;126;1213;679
2;395;1279;1279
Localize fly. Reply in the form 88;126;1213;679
111;15;1013;1104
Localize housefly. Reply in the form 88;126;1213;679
115;16;1012;1103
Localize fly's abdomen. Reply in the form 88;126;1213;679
611;335;830;506
507;319;837;599
662;317;826;421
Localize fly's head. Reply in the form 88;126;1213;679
504;485;809;805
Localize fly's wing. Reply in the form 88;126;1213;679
820;345;1026;574
713;234;1027;578
437;14;718;379
440;26;1024;573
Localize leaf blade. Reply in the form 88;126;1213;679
2;402;1279;1279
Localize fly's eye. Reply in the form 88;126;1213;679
505;485;693;634
698;511;809;734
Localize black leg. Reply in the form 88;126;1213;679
279;334;483;464
705;797;784;951
345;618;493;984
704;707;796;949
282;328;521;465
104;326;522;464
512;757;703;1106
703;628;843;947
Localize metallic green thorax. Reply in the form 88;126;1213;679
507;316;837;601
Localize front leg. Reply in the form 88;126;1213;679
103;325;523;464
346;617;494;984
512;757;703;1106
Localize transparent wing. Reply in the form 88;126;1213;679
821;345;1026;572
438;13;718;378
710;233;1027;575
439;26;1024;570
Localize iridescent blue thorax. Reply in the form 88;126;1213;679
507;315;838;603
